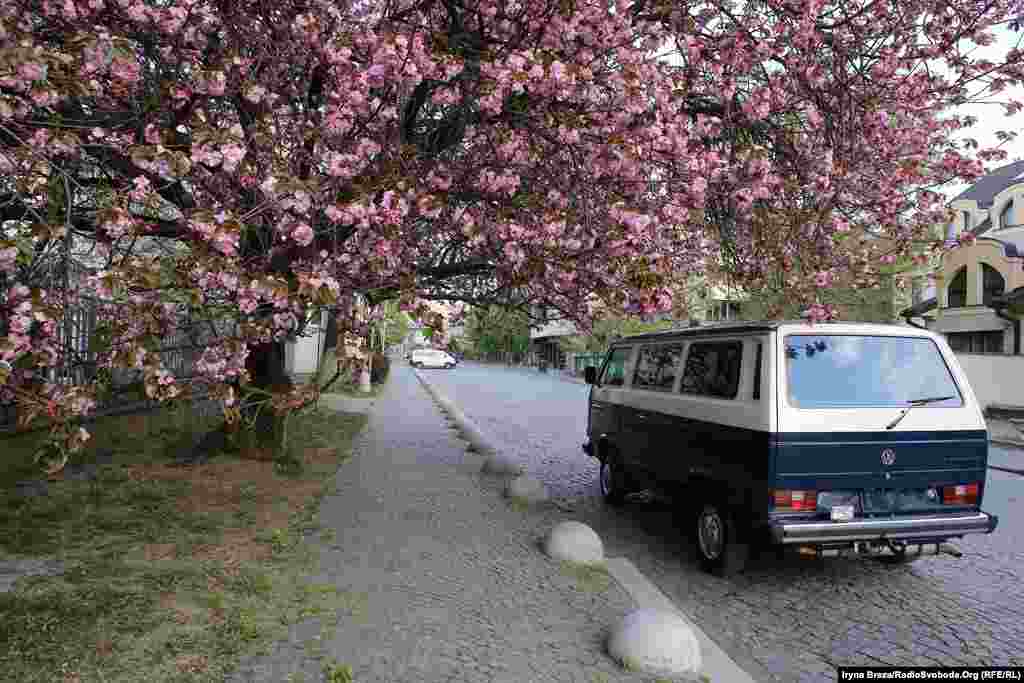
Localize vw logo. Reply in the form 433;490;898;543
881;449;896;466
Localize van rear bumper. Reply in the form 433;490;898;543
771;511;998;545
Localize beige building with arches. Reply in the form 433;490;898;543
903;160;1024;410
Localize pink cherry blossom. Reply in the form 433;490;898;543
0;246;18;274
291;222;314;246
3;0;1023;459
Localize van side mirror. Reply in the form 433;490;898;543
584;366;597;385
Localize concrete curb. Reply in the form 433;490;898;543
413;369;498;458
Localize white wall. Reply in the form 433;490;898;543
530;317;578;339
286;313;327;377
955;353;1024;410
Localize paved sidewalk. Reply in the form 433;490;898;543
228;367;661;683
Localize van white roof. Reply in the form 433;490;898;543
613;320;939;346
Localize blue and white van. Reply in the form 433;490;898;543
581;321;999;576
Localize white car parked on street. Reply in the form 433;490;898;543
410;349;457;369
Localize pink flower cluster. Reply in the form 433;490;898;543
195;343;250;384
0;246;18;275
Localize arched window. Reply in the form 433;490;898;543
982;263;1006;307
1000;200;1014;229
947;267;967;308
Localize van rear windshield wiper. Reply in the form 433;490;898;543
884;396;956;430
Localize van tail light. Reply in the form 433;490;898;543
773;489;817;511
942;482;980;505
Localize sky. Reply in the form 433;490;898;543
940;22;1024;200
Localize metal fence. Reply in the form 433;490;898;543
1;261;222;432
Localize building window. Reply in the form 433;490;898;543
1000;200;1014;229
706;301;741;322
963;210;972;232
947;267;967;308
982;263;1005;308
947;331;1004;354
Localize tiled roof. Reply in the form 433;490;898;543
954;159;1024;207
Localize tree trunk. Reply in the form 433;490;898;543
323;310;338;351
242;340;293;457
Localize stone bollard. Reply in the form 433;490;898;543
543;521;604;564
607;608;702;679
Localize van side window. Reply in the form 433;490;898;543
753;342;763;401
632;343;684;392
680;341;743;399
599;347;632;386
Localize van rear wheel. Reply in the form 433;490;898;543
695;503;749;577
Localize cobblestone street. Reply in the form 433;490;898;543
422;361;1024;682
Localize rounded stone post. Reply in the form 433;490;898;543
607;608;702;678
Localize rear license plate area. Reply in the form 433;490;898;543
863;488;944;514
829;505;855;522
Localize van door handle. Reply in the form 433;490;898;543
635;412;648;420
591;404;606;411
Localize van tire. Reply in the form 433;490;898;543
695;503;749;577
599;457;629;506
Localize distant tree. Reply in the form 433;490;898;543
464;306;531;357
560;316;676;354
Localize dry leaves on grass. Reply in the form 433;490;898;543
144;543;178;562
175;654;209;674
127;444;341;570
191;529;272;566
95;638;114;658
159;592;202;626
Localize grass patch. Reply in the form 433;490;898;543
322;660;354;683
559;560;611;593
0;406;367;683
507;496;534;513
0;403;220;491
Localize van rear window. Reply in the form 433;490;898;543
785;335;963;408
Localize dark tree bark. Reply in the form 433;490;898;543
241;340;293;457
323;311;338;352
